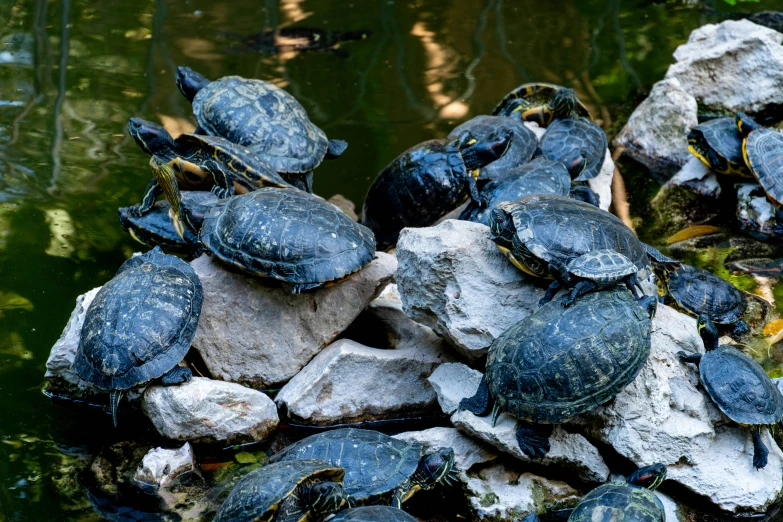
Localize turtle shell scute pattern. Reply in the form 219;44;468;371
568;482;665;522
539;118;607;181
744;128;783;206
492;83;591;121
688;117;747;175
666;265;745;324
568;250;638;285
330;506;418;522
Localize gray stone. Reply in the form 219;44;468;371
428;362;484;415
393;427;498;470
737;183;779;241
134;443;194;488
142;377;279;444
667;157;721;199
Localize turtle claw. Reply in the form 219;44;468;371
128;204;145;218
211;185;234;199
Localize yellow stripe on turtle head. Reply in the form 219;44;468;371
687;145;712;169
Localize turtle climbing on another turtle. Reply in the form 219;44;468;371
328;506;418;522
72;247;203;426
738;112;783;208
538;117;608;181
687;116;751;177
493;83;591;127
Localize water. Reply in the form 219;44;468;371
2;0;783;519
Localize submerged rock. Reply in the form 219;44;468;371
393;427;498;470
133;443;195;489
736;183;781;241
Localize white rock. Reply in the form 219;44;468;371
667;157;721;198
737;183;779;241
191;252;396;388
276;339;453;425
134;443;194;488
523;121;546;140
142;377;279;444
589;149;614;211
666;20;783;113
655;491;681;522
393;427;498;470
428;363;484;415
396;220;542;359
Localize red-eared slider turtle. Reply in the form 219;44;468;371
493;83;591;127
242;27;371;56
213;459;354;522
460;288;656;457
679;316;783;469
447;115;538;180
568;464;667;522
127;118;293;215
72;247;202;426
538;118;608;181
270;428;458;508
738;112;783;208
361;130;512;251
329;506;417;522
687;117;750;177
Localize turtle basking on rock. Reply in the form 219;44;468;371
538;117;608;181
738;112;783;209
687;116;751;178
493;83;591;127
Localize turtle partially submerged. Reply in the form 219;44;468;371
568;464;667;522
270;428;459;508
493;83;591;127
72;247;202;426
739;112;783;207
213;459;354;522
687;116;750;177
460;288;655;457
680;316;783;469
329;506;418;522
362;130;512;250
538;117;608;181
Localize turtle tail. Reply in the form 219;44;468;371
109;390;124;427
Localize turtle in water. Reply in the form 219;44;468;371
687;116;751;177
329;506;418;522
176;66;347;192
679;316;783;469
270;428;459;508
538;117;608;181
72;247;202;426
447;115;538;181
213;459;355;522
241;27;371;57
362;130;512;250
460;287;655;457
127;118;293;215
568;463;667;522
738;112;783;208
493;83;591;127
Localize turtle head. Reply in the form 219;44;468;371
128;118;176;157
458;130;513;172
640;295;658;320
736;112;762;138
697;314;720;352
412;448;459;491
302;481;355;518
489;207;516;249
551;87;577;119
176;66;211;102
627;463;667;490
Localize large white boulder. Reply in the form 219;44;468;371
393;427;498;471
133;443;195;488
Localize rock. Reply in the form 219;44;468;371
583;304;783;513
142;377;279;444
615;78;698;176
655;491;682;522
736;183;780;241
393;427;498;470
523;121;546;140
327;194;358;221
668;157;721;199
191;252;396;388
428;363;484;415
396;220;543;359
275;339;453;425
666;20;783;113
589;150;614;212
134;443;194;488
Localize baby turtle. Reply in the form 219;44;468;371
362;130;512;250
739;112;783;207
270;428;458;508
330;506;417;522
213;459;354;522
493;83;591;127
460;288;655;458
568;464;667;522
538;117;608;181
687;116;750;177
679;316;783;469
72;247;202;426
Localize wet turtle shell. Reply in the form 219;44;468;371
568;481;664;522
72;247;203;391
567;249;638;286
687;117;750;177
538;118;607;181
657;264;746;326
213;459;345;522
743;126;783;206
459;158;570;226
330;506;418;522
487;287;652;423
493;83;591;126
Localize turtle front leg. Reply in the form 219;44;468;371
459;375;493;416
676;352;703;365
325;139;348;159
515;423;553;459
752;427;769;470
563;280;599;307
203;160;236;199
623;273;644;300
539;280;562;307
390;478;413;509
465;174;484;206
131;179;163;217
276;492;306;522
160;365;192;385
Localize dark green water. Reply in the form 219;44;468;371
2;0;783;519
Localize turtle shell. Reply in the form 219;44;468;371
567;249;638;285
687;117;749;177
743;127;783;206
192;76;328;173
486;287;652;423
567;482;664;522
699;345;783;426
200;188;376;284
538;118;607;181
330;506;418;522
460;158;570;226
213;459;344;522
664;264;746;325
270;428;424;504
448;115;538;180
72;247;203;390
493;83;591;125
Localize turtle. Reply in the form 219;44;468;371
329;506;418;522
678;316;783;469
568;463;667;522
738;112;783;208
459;155;581;226
492;83;592;127
270;428;459;508
127;118;293;216
150;159;376;293
241;27;371;56
687;116;751;177
361;130;512;250
538;117;608;181
447;115;538;180
176;66;347;192
72;246;202;426
460;287;656;458
213;459;355;522
568;183;600;207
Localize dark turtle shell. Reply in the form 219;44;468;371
200;188;375;285
699;345;783;426
661;264;746;325
72;247;203;390
567;249;638;285
330;506;418;522
448;115;537;180
270;428;424;504
743;127;783;206
567;482;664;522
687;117;750;177
487;287;652;423
192;76;329;173
460;158;570;226
493;83;591;125
213;459;345;522
538;118;607;181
